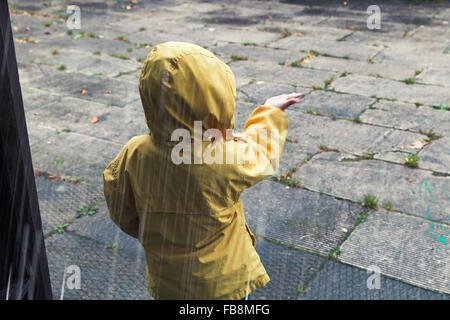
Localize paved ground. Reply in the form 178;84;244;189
7;0;450;299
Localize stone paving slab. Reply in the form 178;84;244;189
417;68;450;88
67;201;146;258
17;62;54;85
338;209;450;295
270;24;352;44
20;85;63;111
34;35;139;62
331;74;450;106
410;25;450;42
228;59;338;89
30;130;123;186
293;151;450;222
26;120;56;148
284;109;424;157
213;43;303;65
303;55;415;81
124;26;218;50
272;106;432;171
44;232;151;300
204;25;280;47
277;141;316;174
25;96;148;145
370;39;450;72
360;101;450;137
299;260;449;300
36;175;103;235
29;48;142;78
269;32;382;61
291;1;443;25
294;90;375;120
252;239;325;300
10;12;67;39
418;138;450;175
343;31;409;48
27;70;139;107
242;180;364;256
318;17;416;34
188;3;290;27
372;151;415;167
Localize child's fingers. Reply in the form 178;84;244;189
286;92;303;98
282;99;299;109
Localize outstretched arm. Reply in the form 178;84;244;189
225;92;302;191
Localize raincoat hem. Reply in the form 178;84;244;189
146;273;270;300
228;274;270;300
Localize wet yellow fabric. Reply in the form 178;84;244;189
103;41;289;300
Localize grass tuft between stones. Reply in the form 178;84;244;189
404;154;419;168
362;194;378;209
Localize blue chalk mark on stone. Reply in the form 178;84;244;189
437;236;447;245
418;179;449;250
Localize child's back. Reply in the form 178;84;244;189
103;41;299;300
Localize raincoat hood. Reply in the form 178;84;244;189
138;41;237;140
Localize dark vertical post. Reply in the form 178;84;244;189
0;1;53;299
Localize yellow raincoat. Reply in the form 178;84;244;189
103;41;289;300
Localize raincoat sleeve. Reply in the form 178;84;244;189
227;105;289;191
103;145;139;239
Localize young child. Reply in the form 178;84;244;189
103;41;302;300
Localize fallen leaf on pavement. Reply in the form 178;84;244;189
90;116;99;124
80;89;88;95
409;140;429;149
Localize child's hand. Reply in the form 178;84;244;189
263;92;303;111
